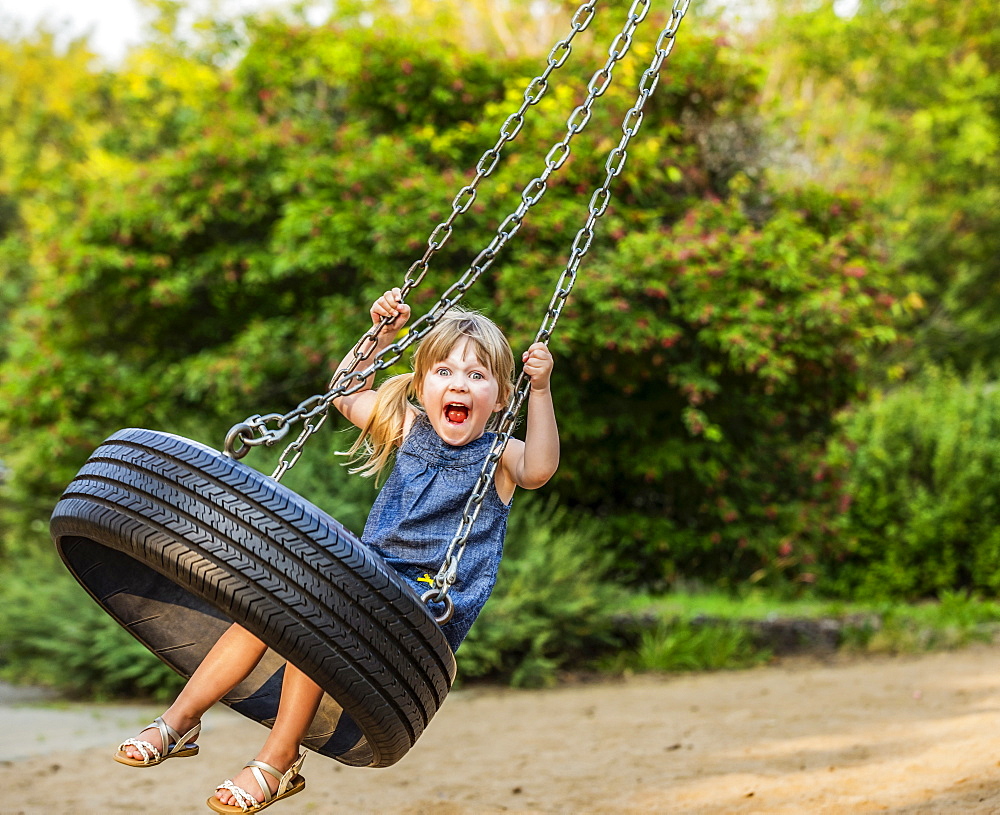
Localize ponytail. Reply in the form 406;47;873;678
344;372;415;480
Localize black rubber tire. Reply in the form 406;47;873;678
49;428;456;768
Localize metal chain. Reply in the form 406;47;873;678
223;0;644;476
223;0;599;476
220;0;692;625
423;0;691;623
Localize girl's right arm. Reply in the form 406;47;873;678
332;288;410;430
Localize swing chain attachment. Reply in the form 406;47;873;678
420;586;456;625
223;0;600;476
423;0;691;610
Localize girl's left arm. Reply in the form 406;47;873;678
503;342;560;490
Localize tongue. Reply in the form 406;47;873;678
445;405;468;423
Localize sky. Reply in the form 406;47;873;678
0;0;329;63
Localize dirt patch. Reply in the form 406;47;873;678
3;646;1000;813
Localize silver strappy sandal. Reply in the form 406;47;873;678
207;753;306;813
114;716;201;766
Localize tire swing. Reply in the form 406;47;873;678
49;0;690;769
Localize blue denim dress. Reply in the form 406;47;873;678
361;413;511;652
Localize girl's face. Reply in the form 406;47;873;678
417;338;503;447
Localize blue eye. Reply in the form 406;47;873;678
470;372;484;380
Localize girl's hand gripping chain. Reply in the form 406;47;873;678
332;288;411;429
370;287;411;339
502;342;559;492
521;342;554;391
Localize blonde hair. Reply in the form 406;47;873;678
345;308;515;480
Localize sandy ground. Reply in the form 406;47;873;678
3;646;1000;814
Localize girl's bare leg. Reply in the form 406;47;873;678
122;623;268;761
213;662;324;807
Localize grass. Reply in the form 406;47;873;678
601;620;772;674
614;588;867;622
607;588;1000;674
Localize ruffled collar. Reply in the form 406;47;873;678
401;412;496;467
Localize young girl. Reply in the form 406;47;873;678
115;288;560;813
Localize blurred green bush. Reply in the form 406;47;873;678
456;496;620;688
0;551;185;700
816;369;1000;598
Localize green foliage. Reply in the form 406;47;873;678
0;9;900;598
619;587;858;623
237;18;513;134
547;184;899;587
810;369;1000;599
1;0;997;697
768;0;1000;376
609;621;769;673
456;497;619;688
611;588;1000;665
0;552;185;700
840;590;1000;655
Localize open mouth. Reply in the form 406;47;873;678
445;404;469;424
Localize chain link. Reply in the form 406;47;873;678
425;0;691;618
